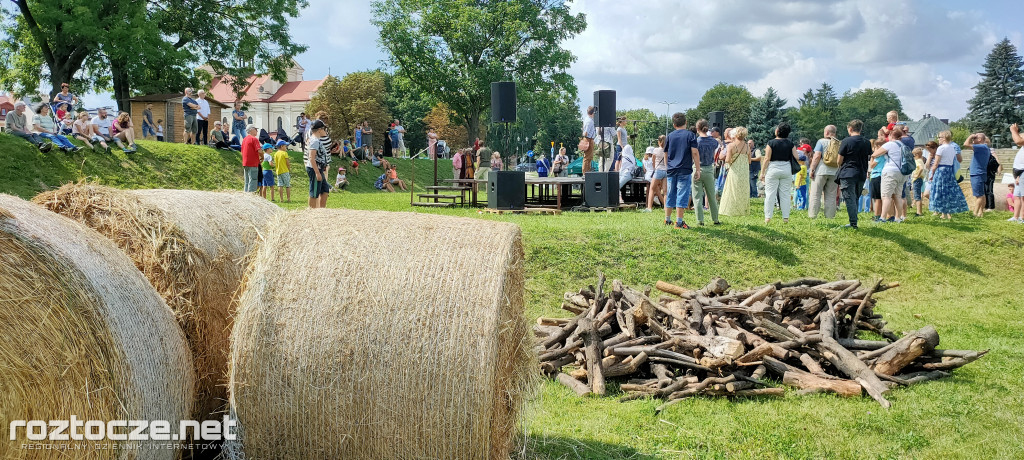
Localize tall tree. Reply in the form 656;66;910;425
967;38;1024;143
424;102;470;148
794;82;841;142
385;74;435;153
686;83;756;128
372;0;586;144
837;88;907;140
616;108;664;150
306;72;392;142
748;87;788;147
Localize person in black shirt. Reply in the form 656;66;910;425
759;123;797;223
836;119;872;228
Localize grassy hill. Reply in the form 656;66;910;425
0;133;453;199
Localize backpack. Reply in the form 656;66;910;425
822;137;841;168
899;143;915;175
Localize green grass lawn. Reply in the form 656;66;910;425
4;138;1023;459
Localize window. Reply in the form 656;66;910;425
1;109;6;116
248;116;253;124
276;117;283;131
222;117;228;125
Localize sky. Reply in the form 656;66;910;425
85;0;1022;122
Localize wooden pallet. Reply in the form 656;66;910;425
485;207;562;215
575;203;638;213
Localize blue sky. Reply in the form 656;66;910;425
89;0;1023;121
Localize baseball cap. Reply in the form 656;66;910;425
798;154;808;161
646;146;655;154
275;140;289;148
338;166;346;171
311;120;327;131
261;143;273;150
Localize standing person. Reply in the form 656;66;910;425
1011;124;1024;222
141;102;156;139
553;146;569;177
259;144;275;199
748;139;761;198
427;128;437;160
836;120;872;228
662;112;700;229
614;117;628;171
195;90;211;145
273;140;291;202
928;131;969;219
231;101;247;140
645;135;668;212
361;121;373;154
6;101;52;152
719;127;751;216
986;149;1001;212
692;119;721;225
305;120;331;208
240;125;261;193
392;120;405;157
872;126;908;222
156;120;164;141
451;145;463;180
759;123;797;224
489;151;503;172
868;139;885;221
911;147;927;217
32;104;78;152
965;133;992;217
580;106;597;173
354;123;363;157
616;143;637;203
536;153;551;177
808;125;841;219
383;122;393;157
294;112;309;150
794;154;809;211
181;88;200;145
52;82;79;107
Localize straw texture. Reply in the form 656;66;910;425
227;209;535;459
33;185;281;423
0;194;193;459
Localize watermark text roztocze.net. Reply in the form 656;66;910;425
10;415;236;442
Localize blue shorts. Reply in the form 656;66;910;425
653;170;667;180
665;170;693;209
261;170;275;187
969;174;986;197
912;178;924;201
307;166;329;198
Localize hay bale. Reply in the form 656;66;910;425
227;209;535;459
33;184;282;423
0;194;193;459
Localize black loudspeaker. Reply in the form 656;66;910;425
488;170;526;210
584;171;619;208
594;90;616;127
491;82;517;123
708;111;725;132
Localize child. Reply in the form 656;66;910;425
60;113;74;135
1008;184;1016;214
156;120;164;141
259;143;275;200
334;166;349;190
911;147;926;217
489;151;503;173
794;154;808;210
869;139;886;221
858;179;872;213
350;159;360;176
273;140;291;203
387;165;407;191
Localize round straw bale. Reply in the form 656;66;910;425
0;194;193;459
33;184;282;423
227;209;536;459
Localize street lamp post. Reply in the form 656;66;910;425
659;101;677;136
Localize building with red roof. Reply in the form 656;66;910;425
201;60;324;137
0;93;15;131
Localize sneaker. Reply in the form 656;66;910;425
641;208;652;213
886;217;896;223
664;219;672;226
698;222;705;226
1008;217;1019;222
713;221;721;225
872;216;882;222
39;143;53;153
674;221;690;230
895;218;905;223
842;224;858;229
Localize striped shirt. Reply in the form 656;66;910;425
305;138;330;169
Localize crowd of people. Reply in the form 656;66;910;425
578;107;1023;229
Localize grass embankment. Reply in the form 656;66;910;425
0;133;452;199
4;135;1022;458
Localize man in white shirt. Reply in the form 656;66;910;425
90;108;126;150
196;90;212;145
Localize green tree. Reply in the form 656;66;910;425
837;88;907;140
306;72;393;144
0;0;307;110
616;108;664;150
793;83;841;143
967;38;1024;143
386;74;435;154
372;0;586;144
687;83;755;128
748;87;788;148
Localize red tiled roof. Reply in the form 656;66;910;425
264;79;324;102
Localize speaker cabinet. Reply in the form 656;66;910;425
708;111;725;132
487;170;526;210
584;171;619;208
594;90;616;128
491;82;517;123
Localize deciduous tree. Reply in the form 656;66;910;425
837;88;907;140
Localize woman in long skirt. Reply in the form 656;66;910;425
928;130;969;219
719;127;751;216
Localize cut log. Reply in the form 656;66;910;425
708;336;745;360
578;317;606;396
655;280;692;298
920;350;989;371
782;371;861;397
816;340;891;408
871;326;940;376
847;279;882;339
556;372;592;397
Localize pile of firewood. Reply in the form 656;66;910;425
535;273;987;411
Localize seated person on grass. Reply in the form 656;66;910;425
387;164;407;191
374;170;395;192
5;101;53;152
72;111;108;151
335;166;349;190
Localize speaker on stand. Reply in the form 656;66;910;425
488;82;525;209
708;111;725;133
584;171;619;208
593;90;616;172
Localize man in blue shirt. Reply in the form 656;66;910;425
965;133;992;217
662;112;701;229
181;87;200;145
